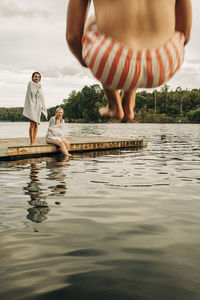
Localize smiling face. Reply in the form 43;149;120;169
56;109;64;119
32;73;41;84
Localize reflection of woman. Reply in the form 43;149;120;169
24;163;50;223
23;72;47;145
46;108;70;156
46;160;68;198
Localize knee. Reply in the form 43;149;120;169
63;138;70;145
62;141;69;149
57;141;63;147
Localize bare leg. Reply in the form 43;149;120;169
29;122;34;145
29;121;37;145
122;89;137;121
48;139;69;156
99;87;124;120
62;138;70;151
32;123;38;145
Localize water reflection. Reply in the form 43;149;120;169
46;159;68;203
22;156;70;223
0;124;200;300
24;163;50;223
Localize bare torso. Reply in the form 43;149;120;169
93;0;176;50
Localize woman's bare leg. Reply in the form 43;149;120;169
63;138;70;151
122;89;137;121
48;139;69;156
29;121;37;145
99;87;124;120
32;123;38;145
29;122;34;145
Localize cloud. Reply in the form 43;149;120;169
167;63;200;91
0;66;97;108
0;0;200;108
185;58;200;66
39;65;93;79
0;1;49;19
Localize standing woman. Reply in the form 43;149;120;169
23;72;47;145
46;108;70;156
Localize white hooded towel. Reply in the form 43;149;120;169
23;81;47;124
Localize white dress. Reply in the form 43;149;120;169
46;116;65;143
23;81;47;124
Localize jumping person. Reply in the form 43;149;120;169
23;72;47;145
66;0;192;121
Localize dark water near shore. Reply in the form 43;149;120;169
0;123;200;300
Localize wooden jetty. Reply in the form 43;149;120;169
0;136;147;160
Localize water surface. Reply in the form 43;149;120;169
0;123;200;300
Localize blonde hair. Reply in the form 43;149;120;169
55;107;63;114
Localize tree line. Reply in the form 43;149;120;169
1;84;200;123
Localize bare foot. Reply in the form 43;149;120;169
123;106;135;121
101;87;124;120
60;155;71;162
61;151;72;158
30;143;38;146
99;105;124;120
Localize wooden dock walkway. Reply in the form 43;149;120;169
0;136;147;160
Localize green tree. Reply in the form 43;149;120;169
63;85;106;122
187;109;200;123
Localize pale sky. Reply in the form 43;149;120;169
0;0;199;108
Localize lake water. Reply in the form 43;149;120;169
0;122;200;300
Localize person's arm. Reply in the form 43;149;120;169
175;0;192;45
66;0;91;67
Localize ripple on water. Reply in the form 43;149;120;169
0;123;200;299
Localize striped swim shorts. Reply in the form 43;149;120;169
82;23;185;90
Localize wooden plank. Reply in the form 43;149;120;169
0;136;147;160
0;147;8;157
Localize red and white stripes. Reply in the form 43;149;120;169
82;23;185;90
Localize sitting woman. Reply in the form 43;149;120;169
46;107;70;156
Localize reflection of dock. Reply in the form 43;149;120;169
0;136;147;160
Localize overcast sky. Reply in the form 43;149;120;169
0;0;199;108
